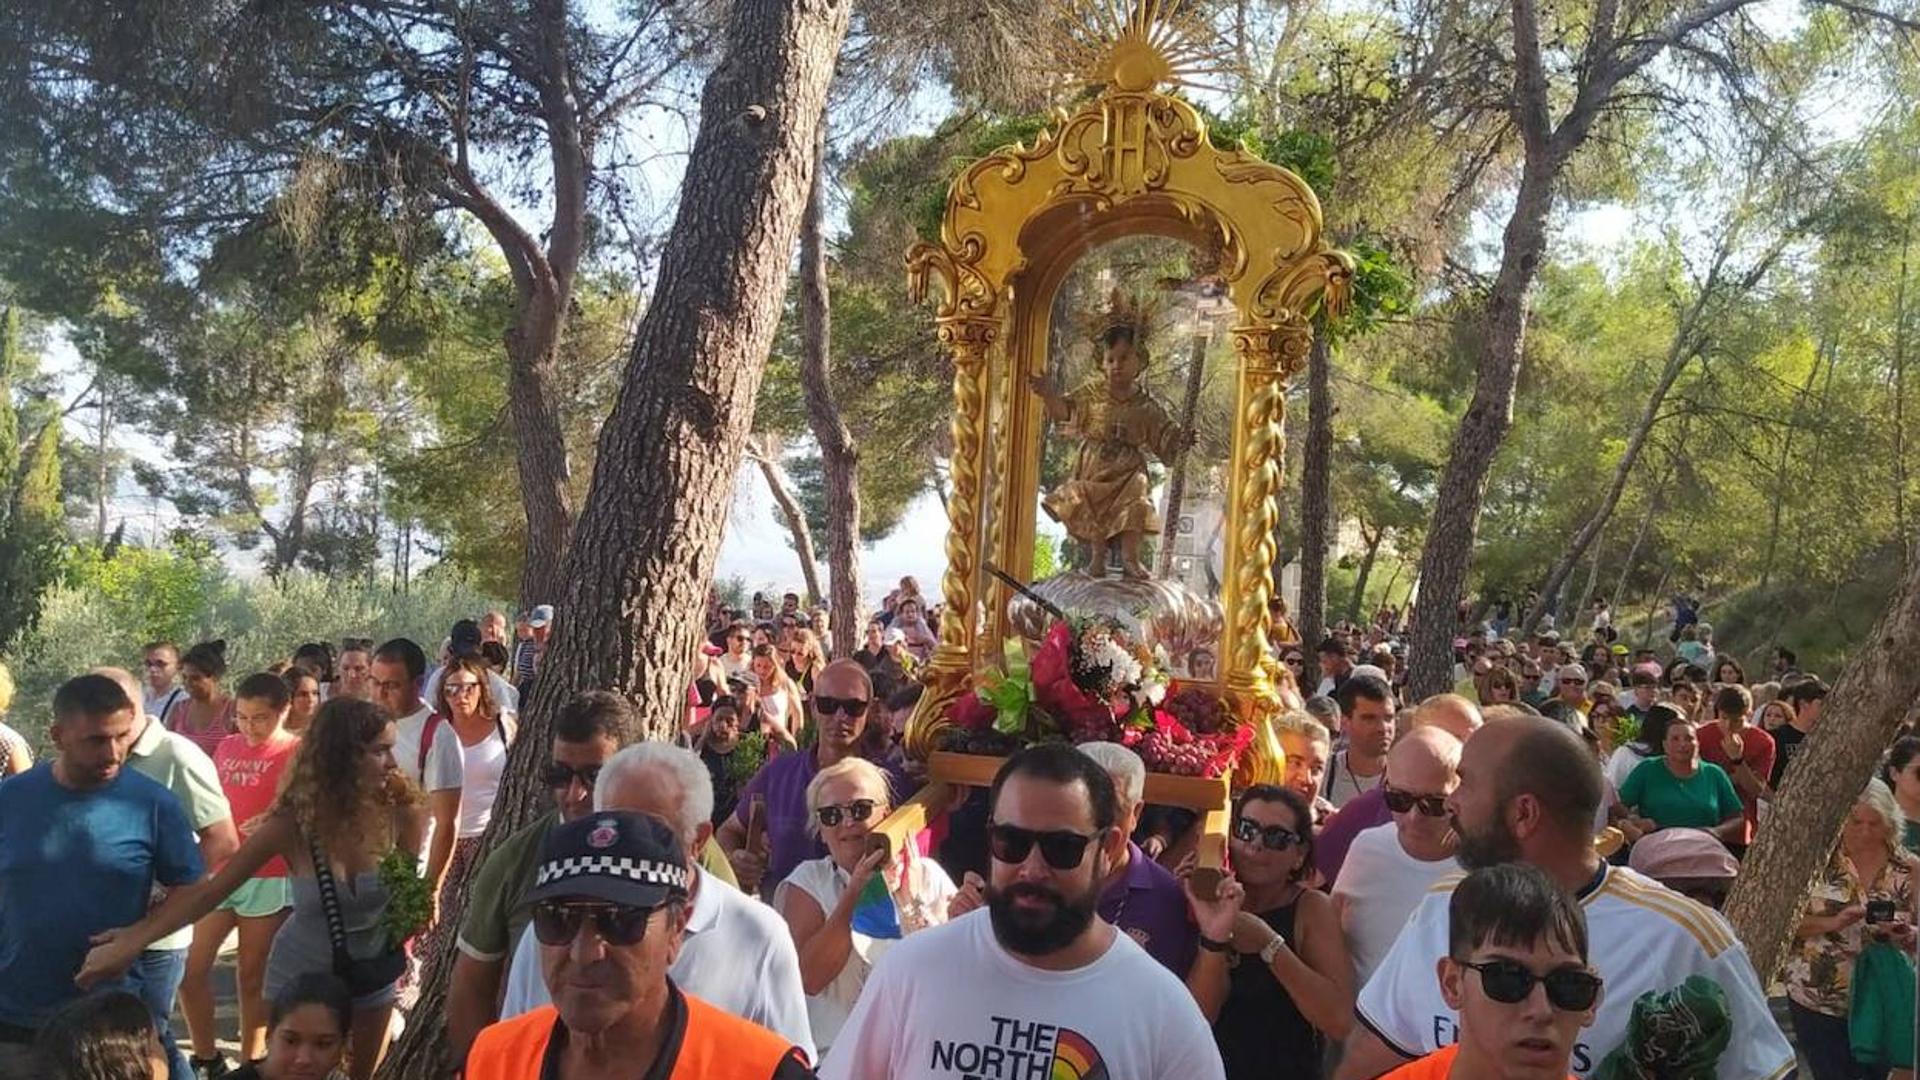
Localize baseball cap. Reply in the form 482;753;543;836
528;604;555;628
526;810;691;909
883;627;906;646
1629;827;1739;881
1611;643;1630;656
449;619;482;656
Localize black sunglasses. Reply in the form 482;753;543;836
815;695;870;716
988;824;1097;870
1231;817;1301;851
1382;785;1449;818
1457;958;1603;1011
815;799;877;827
540;763;602;790
531;901;659;947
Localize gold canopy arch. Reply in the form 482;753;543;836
901;2;1354;761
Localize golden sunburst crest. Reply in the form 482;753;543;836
1041;0;1238;97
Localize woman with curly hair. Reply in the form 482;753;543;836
76;698;426;1080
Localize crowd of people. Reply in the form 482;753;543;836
0;579;1911;1080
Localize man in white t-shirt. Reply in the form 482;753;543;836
140;641;187;723
1335;716;1794;1080
1333;727;1462;985
499;742;815;1061
820;742;1224;1080
372;638;463;911
1325;674;1395;810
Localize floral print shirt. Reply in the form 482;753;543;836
1785;847;1918;1016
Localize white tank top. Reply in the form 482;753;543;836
456;726;510;839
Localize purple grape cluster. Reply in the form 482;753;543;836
1163;688;1227;734
1136;727;1217;777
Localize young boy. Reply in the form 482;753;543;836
182;672;301;1073
1380;864;1602;1080
1694;683;1774;854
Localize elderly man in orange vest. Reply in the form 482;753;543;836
465;811;814;1080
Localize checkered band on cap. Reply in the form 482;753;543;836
535;856;689;892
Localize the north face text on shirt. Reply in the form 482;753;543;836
929;1015;1110;1079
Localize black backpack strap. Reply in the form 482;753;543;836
306;829;354;971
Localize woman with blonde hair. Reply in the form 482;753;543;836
0;660;30;779
749;643;802;751
775;756;954;1054
420;656;516;971
1785;778;1919;1080
77;698;427;1080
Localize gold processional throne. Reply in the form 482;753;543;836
867;0;1352;896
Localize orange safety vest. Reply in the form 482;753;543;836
1379;1044;1579;1080
466;989;806;1080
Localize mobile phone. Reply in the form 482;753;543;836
1867;899;1896;924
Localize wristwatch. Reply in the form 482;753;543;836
1259;931;1288;967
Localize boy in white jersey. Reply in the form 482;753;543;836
1337;716;1794;1080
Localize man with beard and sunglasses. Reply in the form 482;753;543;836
464;811;814;1080
1377;863;1599;1080
717;661;907;899
1333;727;1464;985
820;743;1224;1080
1335;716;1793;1080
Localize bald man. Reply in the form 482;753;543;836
1315;695;1483;885
1331;728;1462;984
1336;716;1793;1080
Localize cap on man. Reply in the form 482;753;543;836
464;811;813;1080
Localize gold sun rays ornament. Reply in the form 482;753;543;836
1044;0;1239;96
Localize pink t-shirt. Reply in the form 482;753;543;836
215;731;299;877
165;697;236;761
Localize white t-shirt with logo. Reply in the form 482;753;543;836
1331;824;1458;986
501;868;816;1063
818;908;1224;1080
1357;864;1794;1079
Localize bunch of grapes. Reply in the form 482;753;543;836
1163;688;1227;734
1135;725;1224;777
942;729;1021;756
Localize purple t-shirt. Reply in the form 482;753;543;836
732;748;915;897
1097;841;1197;976
1313;786;1391;886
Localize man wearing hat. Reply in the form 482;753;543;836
465;811;814;1079
513;605;554;696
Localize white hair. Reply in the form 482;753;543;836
1859;778;1906;855
593;742;714;843
1077;741;1145;809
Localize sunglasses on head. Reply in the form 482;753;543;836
1231;817;1301;851
531;900;659;947
1382;785;1449;817
815;799;877;827
540;763;602;790
815;695;869;716
1456;958;1603;1011
988;824;1097;869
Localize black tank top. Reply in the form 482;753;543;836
1214;896;1323;1078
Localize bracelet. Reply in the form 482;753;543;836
1198;935;1232;953
1259;933;1288;967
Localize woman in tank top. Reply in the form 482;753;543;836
166;639;237;759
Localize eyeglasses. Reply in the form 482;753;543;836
814;695;869;716
143;659;173;670
1383;786;1449;817
1231;817;1302;851
444;680;482;695
540;763;602;790
1455;958;1603;1011
988;824;1097;869
815;799;878;827
530;901;658;947
1560;678;1586;686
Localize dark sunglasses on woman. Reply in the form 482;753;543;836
1231;817;1301;851
815;799;877;827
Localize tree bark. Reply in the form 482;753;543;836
752;437;826;605
374;0;849;1073
797;127;865;654
1346;524;1384;624
1298;331;1334;647
1405;145;1559;698
1726;545;1920;978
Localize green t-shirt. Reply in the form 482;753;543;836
456;810;740;963
1620;758;1743;831
128;717;232;952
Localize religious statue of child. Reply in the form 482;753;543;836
1028;298;1190;580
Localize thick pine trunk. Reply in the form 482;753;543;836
373;1;849;1074
798;141;865;654
506;304;575;609
1405;153;1558;699
1346;524;1383;625
1727;545;1920;978
754;438;827;605
1298;331;1333;646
